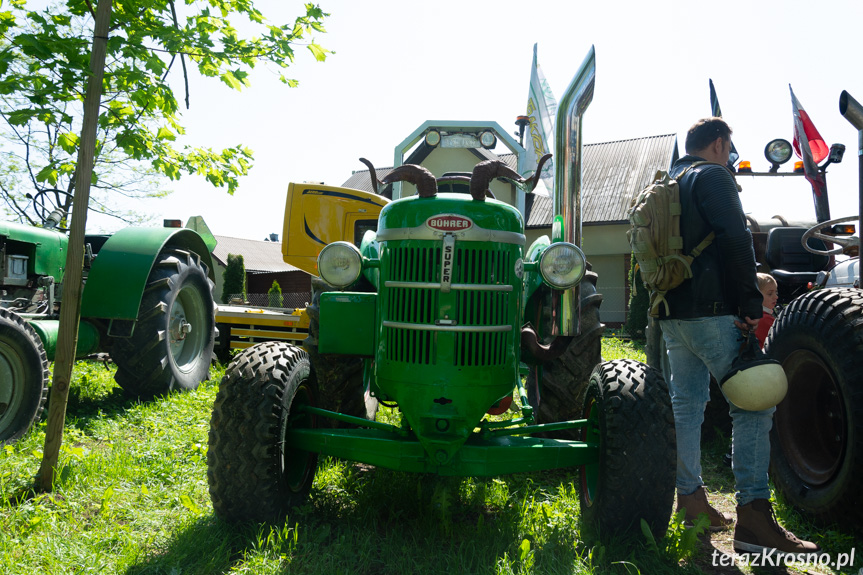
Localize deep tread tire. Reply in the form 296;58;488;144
579;359;676;540
0;308;49;444
764;287;863;527
208;342;318;522
303;277;376;422
527;270;603;433
112;248;216;397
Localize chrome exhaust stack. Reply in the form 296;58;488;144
552;46;595;336
839;90;863;255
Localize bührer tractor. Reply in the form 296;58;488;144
0;194;217;445
762;89;863;529
206;48;677;539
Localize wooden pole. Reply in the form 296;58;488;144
39;0;113;491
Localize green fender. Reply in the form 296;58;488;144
522;234;551;308
80;227;215;321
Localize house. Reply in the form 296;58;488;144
210;234;311;307
525;134;679;325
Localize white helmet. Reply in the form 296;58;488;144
720;333;788;411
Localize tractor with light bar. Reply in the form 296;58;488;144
643;90;863;530
206;48;677;539
0;195;217;445
760;90;863;529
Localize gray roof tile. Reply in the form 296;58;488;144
212;235;299;273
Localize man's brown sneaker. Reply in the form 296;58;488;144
676;486;733;532
733;499;821;555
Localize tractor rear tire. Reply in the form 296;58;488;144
208;342;318;522
764;287;863;527
579;359;676;540
303;277;377;423
112;248;215;398
0;309;49;445
527;270;603;435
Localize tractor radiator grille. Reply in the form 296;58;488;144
383;244;513;367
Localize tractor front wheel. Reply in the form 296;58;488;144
526;270;603;436
207;342;318;522
304;276;377;422
0;308;49;445
112;248;215;397
765;287;863;528
579;359;676;540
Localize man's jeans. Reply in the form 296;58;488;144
660;315;774;505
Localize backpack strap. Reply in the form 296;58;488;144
690;231;715;257
677;160;723;258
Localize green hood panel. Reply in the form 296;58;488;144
0;221;68;281
377;194;524;240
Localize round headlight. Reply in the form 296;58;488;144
538;242;586;289
765;139;793;165
425;130;441;147
317;241;363;288
480;130;497;149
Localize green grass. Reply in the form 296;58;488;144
1;342;857;574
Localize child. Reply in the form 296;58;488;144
754;272;778;347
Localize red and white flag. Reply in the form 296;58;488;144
790;85;828;195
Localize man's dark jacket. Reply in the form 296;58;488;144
658;155;762;320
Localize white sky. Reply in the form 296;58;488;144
110;0;863;241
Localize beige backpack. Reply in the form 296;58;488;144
627;162;716;317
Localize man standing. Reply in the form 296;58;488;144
659;117;819;555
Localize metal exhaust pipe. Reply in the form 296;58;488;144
840;90;863;253
552;46;595;336
840;90;863;130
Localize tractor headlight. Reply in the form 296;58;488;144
765;139;793;165
538;242;586;289
479;130;497;149
317;241;363;288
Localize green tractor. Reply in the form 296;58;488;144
0;201;217;445
207;48;677;539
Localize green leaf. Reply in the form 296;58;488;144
518;539;531;561
99;487;114;514
156;127;175;141
58;132;78;154
220;70;243;91
640;518;660;555
14;33;53;58
35;166;58;185
307;42;328;62
179;493;201;515
7;109;36;126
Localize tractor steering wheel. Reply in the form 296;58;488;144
801;215;860;256
31;188;74;227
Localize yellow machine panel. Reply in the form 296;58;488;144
216;305;311;351
282;183;389;275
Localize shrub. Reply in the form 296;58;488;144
222;253;247;304
268;280;283;307
625;253;649;338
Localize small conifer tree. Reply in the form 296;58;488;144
268;280;283;308
222;253;247;304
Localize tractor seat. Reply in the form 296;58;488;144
764;227;829;285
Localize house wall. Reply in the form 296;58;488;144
213;262;226;303
247;271;311;295
526;222;631;326
212;261;311;307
